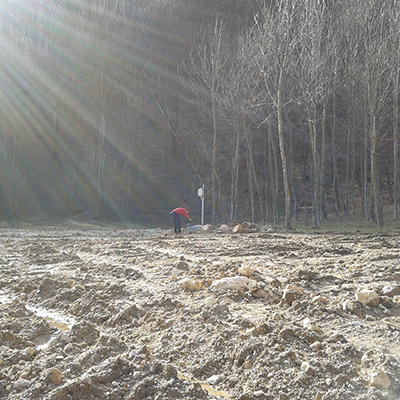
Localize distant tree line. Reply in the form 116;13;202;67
0;0;399;228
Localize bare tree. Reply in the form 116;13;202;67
185;20;228;224
390;5;400;219
295;0;334;227
359;2;393;227
253;0;304;229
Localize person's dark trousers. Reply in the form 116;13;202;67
171;211;181;233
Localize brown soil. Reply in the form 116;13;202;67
0;227;399;399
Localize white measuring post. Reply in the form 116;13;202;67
198;185;205;225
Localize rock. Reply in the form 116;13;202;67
355;289;379;307
370;371;391;390
342;299;355;313
282;285;303;305
46;368;62;385
252;322;270;335
16;379;30;389
187;225;199;232
248;280;259;292
275;344;283;352
232;224;243;233
204;296;217;306
310;341;323;351
176;261;189;270
25;347;37;356
301;361;317;376
282;289;296;305
311;295;328;304
238;265;253;277
242;221;255;230
303;317;319;332
210;276;250;292
182;279;201;291
252;289;267;298
244;360;253;369
280;327;295;339
270;278;282;288
280;350;296;360
326;377;332;387
218;224;230;233
206;374;222;385
381;285;400;297
200;224;212;231
328;332;347;344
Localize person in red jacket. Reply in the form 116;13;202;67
170;207;191;233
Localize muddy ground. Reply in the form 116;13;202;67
0;226;400;399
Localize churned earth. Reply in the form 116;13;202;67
0;226;399;399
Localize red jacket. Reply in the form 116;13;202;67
172;208;190;219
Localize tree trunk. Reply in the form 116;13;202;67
320;99;327;220
230;128;240;223
277;74;292;230
270;128;280;224
394;71;399;219
211;88;217;225
363;116;370;220
247;148;255;223
308;117;320;227
370;114;383;227
245;121;264;224
345;114;351;220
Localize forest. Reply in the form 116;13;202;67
1;0;399;228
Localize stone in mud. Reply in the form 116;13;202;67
328;332;347;344
342;299;356;313
355;289;379;307
381;285;400;297
204;296;217;306
301;361;317;376
176;261;189;270
311;294;328;304
238;265;253;277
46;368;62;385
282;289;296;305
218;224;230;233
164;364;177;378
210;276;250;292
370;371;391;390
182;278;202;291
252;289;268;298
303;317;319;332
248;280;259;292
280;327;296;339
282;285;303;306
232;224;243;233
206;374;222;385
25;347;37;356
270;278;282;288
310;341;323;351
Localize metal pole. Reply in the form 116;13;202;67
198;185;205;225
201;184;205;225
